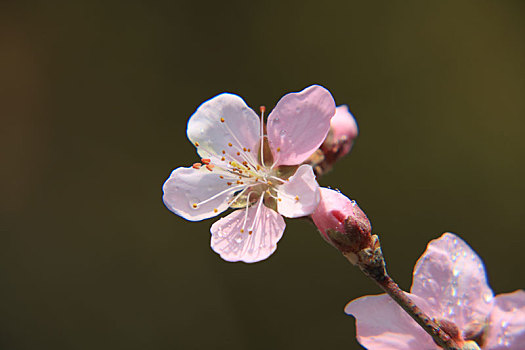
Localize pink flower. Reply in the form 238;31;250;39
345;233;525;349
163;85;336;263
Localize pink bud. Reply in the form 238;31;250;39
323;105;358;158
311;188;372;253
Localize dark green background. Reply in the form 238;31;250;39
2;1;524;349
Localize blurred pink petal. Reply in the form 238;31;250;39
345;293;438;350
411;233;493;329
346;233;524;349
486;290;525;349
210;199;285;263
267;85;336;166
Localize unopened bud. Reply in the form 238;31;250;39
322;105;358;159
311;188;372;254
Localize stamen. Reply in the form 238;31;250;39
248;195;265;233
194;184;244;207
192;163;201;169
201;158;211;164
240;192;254;233
260;105;265;167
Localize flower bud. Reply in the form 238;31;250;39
311;188;372;254
322;105;358;159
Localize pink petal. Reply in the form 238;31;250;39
267;85;336;166
187;93;261;165
162;166;243;221
485;290;525;350
345;293;438;350
210;201;285;263
411;233;494;330
275;164;320;218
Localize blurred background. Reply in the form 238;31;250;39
1;1;524;349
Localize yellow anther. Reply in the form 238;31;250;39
278;198;282;202
214;208;218;213
192;203;197;208
221;157;225;161
276;147;281;152
228;143;232;147
240;229;244;233
295;196;299;201
220;117;225;123
219;175;224;179
243;147;247;152
247;148;251;152
256;165;261;170
267;181;273;186
195;142;199;147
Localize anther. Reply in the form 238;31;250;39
219;175;224;179
247;149;251;152
260;106;266;113
206;164;214;171
267;181;273;186
278;198;282;202
256;165;261;170
222;150;226;154
240;229;244;233
228;143;232;147
276;147;281;152
192;203;198;208
242;161;248;166
248;230;253;235
220;117;225;123
236;152;240;156
221;157;225;161
192;163;202;169
201;158;210;164
243;147;247;152
214;208;218;213
195;142;199;147
227;182;232;186
295;196;299;201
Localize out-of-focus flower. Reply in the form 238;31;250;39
163;85;336;263
311;188;372;254
345;233;525;349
